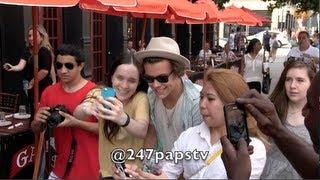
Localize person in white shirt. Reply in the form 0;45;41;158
118;69;267;179
228;29;236;51
269;33;279;62
199;42;213;63
286;31;319;70
244;38;265;93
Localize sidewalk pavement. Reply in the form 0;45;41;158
263;45;290;97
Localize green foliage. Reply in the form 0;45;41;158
263;0;319;13
215;0;230;10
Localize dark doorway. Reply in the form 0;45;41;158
0;5;25;100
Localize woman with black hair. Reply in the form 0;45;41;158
243;38;266;93
73;55;150;178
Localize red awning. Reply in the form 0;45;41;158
220;5;263;26
0;0;78;7
166;0;220;24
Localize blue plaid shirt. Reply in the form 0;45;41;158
147;78;202;151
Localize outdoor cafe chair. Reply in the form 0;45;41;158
0;92;19;113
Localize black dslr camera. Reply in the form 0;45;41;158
47;105;70;128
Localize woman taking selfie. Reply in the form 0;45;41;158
261;59;316;179
74;55;149;178
116;69;267;179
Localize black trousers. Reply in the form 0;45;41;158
248;81;261;93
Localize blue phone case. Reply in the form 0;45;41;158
101;88;116;109
101;87;116;100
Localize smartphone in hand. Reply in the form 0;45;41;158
114;161;131;178
224;102;250;149
101;87;116;108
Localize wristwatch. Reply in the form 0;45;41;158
121;113;130;127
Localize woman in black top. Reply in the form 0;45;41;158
4;25;55;94
3;25;55;112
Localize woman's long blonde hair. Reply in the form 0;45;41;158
28;25;56;83
27;25;53;53
204;68;268;145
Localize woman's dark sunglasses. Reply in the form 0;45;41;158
55;62;75;70
143;71;173;83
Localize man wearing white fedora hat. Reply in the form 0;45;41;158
135;37;202;152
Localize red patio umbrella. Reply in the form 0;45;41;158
80;0;210;46
80;0;170;44
220;5;263;26
98;0;207;20
166;0;220;24
241;7;271;25
0;0;78;6
165;0;221;69
99;0;136;7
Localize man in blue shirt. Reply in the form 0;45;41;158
135;37;202;152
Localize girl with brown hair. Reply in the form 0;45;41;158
74;55;149;178
261;59;317;179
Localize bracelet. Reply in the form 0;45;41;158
121;113;130;127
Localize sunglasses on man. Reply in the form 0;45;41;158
143;71;173;83
286;56;314;66
55;61;75;70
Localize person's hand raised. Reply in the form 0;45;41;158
236;89;284;137
96;96;127;126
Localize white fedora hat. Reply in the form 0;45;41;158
134;37;190;68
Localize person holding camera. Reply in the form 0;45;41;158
73;55;150;178
114;69;267;179
31;44;99;179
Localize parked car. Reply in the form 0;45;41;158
247;30;289;47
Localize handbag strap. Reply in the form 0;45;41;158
189;148;223;178
205;148;223;165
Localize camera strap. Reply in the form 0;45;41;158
44;128;56;178
65;133;76;174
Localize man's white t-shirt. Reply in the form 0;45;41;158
199;49;212;60
286;46;319;59
286;45;319;70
